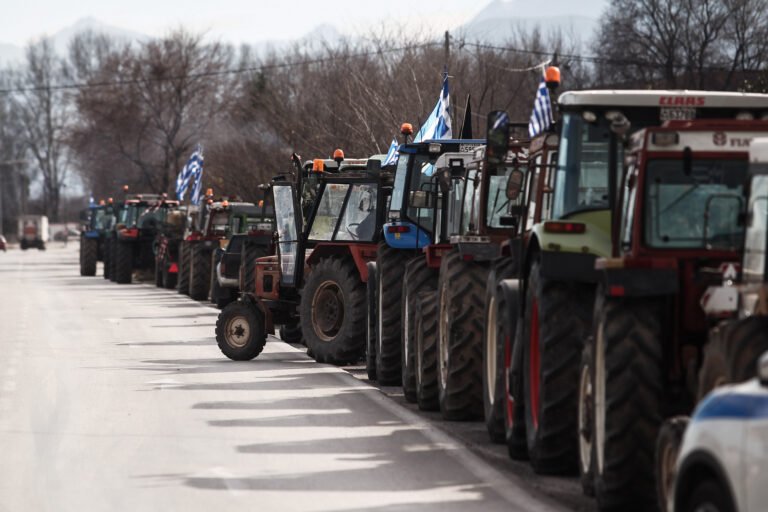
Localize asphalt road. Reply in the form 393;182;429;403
0;243;593;511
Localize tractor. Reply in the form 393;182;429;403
153;205;189;290
79;201;115;276
493;89;768;484
209;198;275;309
113;194;179;284
369;130;484;385
577;119;768;511
215;155;390;364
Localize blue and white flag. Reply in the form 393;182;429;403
528;74;553;137
414;74;452;143
190;148;205;206
176;145;203;201
382;138;399;167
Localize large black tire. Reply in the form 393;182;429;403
593;298;664;511
300;257;366;365
376;241;416;385
522;260;593;474
240;242;267;294
189;243;212;301
655;416;689;512
20;239;28;250
108;237;118;282
114;240;133;284
415;290;439;411
401;257;438;403
103;237;112;280
698;316;768;400
177;241;191;295
366;261;378;380
577;335;596;496
437;249;489;420
504;320;528;460
154;258;163;287
279;323;303;343
80;237;98;276
483;257;516;443
216;301;267;360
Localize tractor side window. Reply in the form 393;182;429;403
336;184;378;242
231;217;242;234
620;165;638;250
541;151;557;220
461;170;477;233
526;157;541;229
447;178;465;237
744;175;768;283
309;184;350;241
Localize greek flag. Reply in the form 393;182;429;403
414;74;452;143
176;145;203;201
529;74;553;137
190;149;204;205
382;138;399;166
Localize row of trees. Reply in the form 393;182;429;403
0;0;767;232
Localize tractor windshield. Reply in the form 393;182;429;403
124;205;149;227
336;184;378;242
309;184;349;240
487;162;528;228
553;113;616;218
209;211;230;236
390;153;435;229
645;158;746;249
90;208;110;230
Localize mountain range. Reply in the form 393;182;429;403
0;0;604;65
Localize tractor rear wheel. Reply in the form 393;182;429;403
80;237;98;276
240;242;267;294
301;257;366;365
154;258;163;287
366;261;378;380
522;260;593;474
593;298;664;511
177;242;191;295
189;244;211;300
437;249;489;420
114;240;133;284
415;291;439;411
402;257;437;403
698;316;768;399
216;301;267;360
103;237;112;280
376;241;415;385
483;257;516;443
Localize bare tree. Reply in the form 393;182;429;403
11;39;70;221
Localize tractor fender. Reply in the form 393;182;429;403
306;243;378;282
527;223;604;283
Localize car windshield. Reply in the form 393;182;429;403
645;158;746;249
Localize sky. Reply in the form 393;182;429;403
2;0;609;47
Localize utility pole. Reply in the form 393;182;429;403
444;30;450;71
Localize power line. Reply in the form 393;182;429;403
0;41;442;95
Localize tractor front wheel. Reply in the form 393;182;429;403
114;240;133;284
216;301;267;360
189;244;212;300
80;237;98;276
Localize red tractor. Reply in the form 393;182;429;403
215;156;390;363
578;119;768;511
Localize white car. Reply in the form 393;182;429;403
671;353;768;512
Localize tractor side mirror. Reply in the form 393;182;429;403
410;190;435;209
486;111;510;166
759;351;768;387
506;169;525;200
